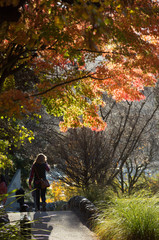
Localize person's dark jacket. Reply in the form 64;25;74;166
29;162;50;185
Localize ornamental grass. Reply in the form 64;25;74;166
94;196;159;240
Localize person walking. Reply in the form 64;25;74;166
0;174;7;205
29;153;50;211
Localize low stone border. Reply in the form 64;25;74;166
68;196;98;228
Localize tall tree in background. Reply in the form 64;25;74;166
101;90;159;187
55;127;112;189
54;90;159;190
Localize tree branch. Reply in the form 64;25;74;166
30;74;92;97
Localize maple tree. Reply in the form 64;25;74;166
0;0;159;132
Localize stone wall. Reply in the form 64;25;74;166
68;196;98;228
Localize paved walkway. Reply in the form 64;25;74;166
8;211;98;240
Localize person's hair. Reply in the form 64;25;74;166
34;153;47;164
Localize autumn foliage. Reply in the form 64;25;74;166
0;0;159;131
47;180;79;202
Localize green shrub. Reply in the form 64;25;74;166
94;196;159;240
0;207;22;240
83;185;117;204
0;222;22;240
0;194;29;240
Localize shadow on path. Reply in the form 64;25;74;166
32;212;53;240
8;211;98;240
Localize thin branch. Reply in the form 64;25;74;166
30;74;93;97
76;48;112;54
100;101;116;121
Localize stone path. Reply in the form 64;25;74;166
8;211;98;240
